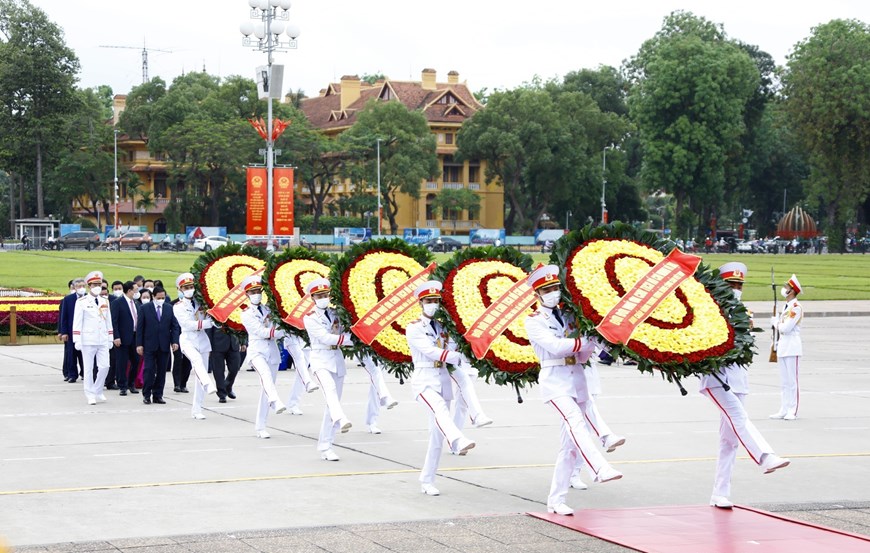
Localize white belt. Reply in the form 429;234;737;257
311;346;338;351
415;362;445;369
540;357;578;368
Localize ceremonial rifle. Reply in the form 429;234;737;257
769;267;778;362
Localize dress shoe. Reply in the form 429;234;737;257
180;387;189;393
368;424;382;435
153;398;166;404
192;413;206;420
320;448;340;461
594;465;623;483
339;418;353;433
256;430;271;439
769;411;787;419
227;391;236;399
710;495;734;509
602;434;626;453
305;382;319;393
783;413;797;421
273;401;287;415
473;415;494;428
87;396;97;406
105;384;118;390
288;405;304;415
64;377;70;382
120;389;127;396
142;398;152;405
174;386;182;393
547;503;574;516
760;453;790;474
68;379;77;384
97;394;107;403
128;387;139;394
453;437;476;456
384;397;399;410
421;483;440;496
569;475;588;490
218;397;227;403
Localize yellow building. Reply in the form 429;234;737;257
299;69;503;234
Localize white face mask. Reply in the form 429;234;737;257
145;287;153;292
140;298;151;304
133;291;141;300
780;287;790;298
732;289;742;301
539;290;561;309
182;289;195;299
314;297;330;310
113;290;124;298
153;299;165;308
90;286;102;296
75;287;86;296
248;294;262;305
422;303;439;318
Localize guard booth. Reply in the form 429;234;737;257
13;218;61;250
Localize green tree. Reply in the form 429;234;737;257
0;0;80;218
341;100;439;235
432;188;480;230
782;19;870;252
626;11;759;237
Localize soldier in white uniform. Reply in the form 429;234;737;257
174;273;216;420
303;278;354;461
72;271;114;405
284;333;318;415
359;353;399;434
524;265;622;516
406;281;476;496
702;262;791;509
770;274;803;420
239;275;288;438
450;361;493;436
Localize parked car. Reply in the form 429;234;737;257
193;235;235;252
107;231;153;250
58;230;101;250
423;237;463;252
735;239;760;253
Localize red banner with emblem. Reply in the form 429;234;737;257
246;167;268;235
464;279;537;359
596;248;702;344
282;294;314;330
350;262;436;345
207;267;265;323
273;167;294;236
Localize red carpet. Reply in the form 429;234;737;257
529;505;870;553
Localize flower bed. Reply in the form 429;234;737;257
0;295;63;335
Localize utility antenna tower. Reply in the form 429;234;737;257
99;41;174;83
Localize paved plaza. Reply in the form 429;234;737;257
1;302;869;552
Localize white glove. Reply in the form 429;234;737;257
74;341;81;351
342;332;354;344
770;316;778;330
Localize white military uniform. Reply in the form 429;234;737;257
450;360;491;432
285;333;316;413
72;272;114;404
772;276;803;419
175;294;216;418
407;315;472;486
359;353;398;432
241;301;287;433
303;300;354;453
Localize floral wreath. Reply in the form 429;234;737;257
191;243;270;333
264;246;334;341
551;222;754;381
433;246;539;393
331;238;433;381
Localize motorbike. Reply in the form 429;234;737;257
159;236;188;252
41;236;62;250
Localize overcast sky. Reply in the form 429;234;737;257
29;0;870;99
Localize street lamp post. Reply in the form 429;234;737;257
376;138;382;238
240;0;300;251
600;145;613;224
565;210;572;231
113;129;120;232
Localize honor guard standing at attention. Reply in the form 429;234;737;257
702;262;790;509
239;275;288;438
175;273;217;420
303;277;355;461
524;265;623;517
406;281;476;496
770;274;803;420
72;271;114;405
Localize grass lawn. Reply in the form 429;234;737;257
2;249;869;301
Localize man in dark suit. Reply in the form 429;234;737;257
58;278;85;383
136;286;180;404
171;295;192;393
207;324;243;403
104;280;126;390
111;281;140;396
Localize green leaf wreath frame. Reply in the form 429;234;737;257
330;238;434;381
191;242;271;335
432;245;538;394
263;246;334;342
550;221;755;383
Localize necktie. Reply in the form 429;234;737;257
553;309;564;327
129;299;137;330
325;309;331;322
156;305;161;322
258;305;264;316
95;297;99;306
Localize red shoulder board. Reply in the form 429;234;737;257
305;310;316;316
240;304;249;311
